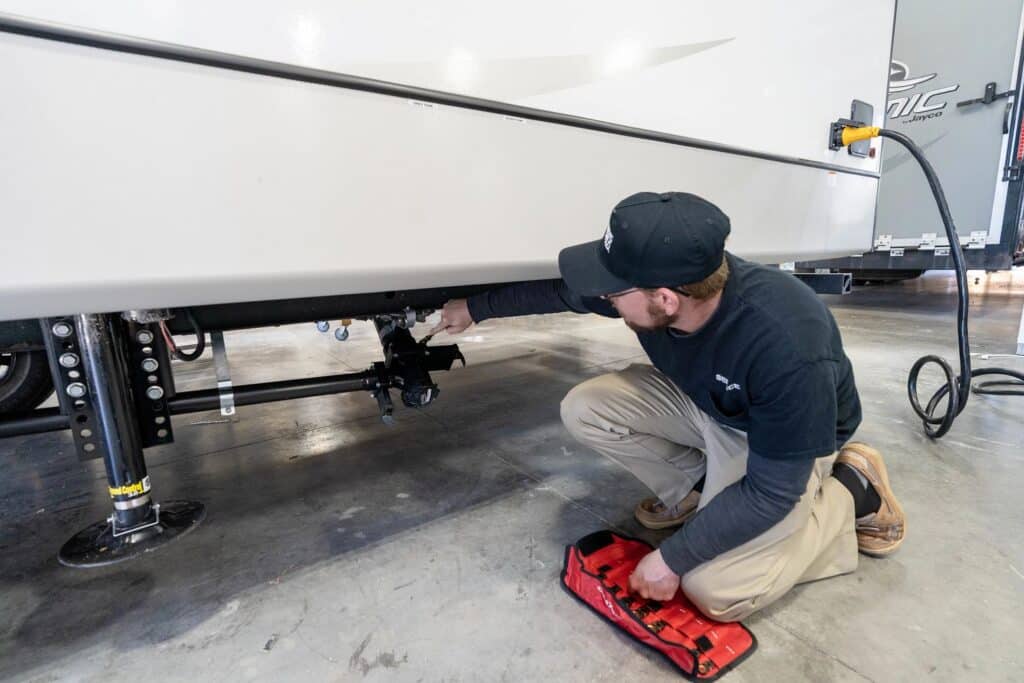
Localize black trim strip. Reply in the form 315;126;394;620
0;12;880;180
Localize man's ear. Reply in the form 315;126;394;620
654;287;682;315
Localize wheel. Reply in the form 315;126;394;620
0;350;55;413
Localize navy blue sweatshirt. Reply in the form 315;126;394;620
466;252;861;576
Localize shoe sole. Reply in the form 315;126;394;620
839;442;906;557
634;503;699;530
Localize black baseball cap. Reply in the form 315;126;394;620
558;191;731;297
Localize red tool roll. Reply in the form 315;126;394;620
561;530;756;681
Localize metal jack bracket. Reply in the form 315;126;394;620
41;313;205;568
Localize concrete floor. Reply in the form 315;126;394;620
2;270;1023;682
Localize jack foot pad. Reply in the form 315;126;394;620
58;500;206;568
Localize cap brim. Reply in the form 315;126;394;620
558;239;635;297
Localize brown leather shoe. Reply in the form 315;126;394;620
634;489;701;530
836;442;906;556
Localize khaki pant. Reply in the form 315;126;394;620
560;364;858;621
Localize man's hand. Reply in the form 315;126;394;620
430;299;474;336
629;549;681;601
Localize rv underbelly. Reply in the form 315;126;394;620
0;1;896;321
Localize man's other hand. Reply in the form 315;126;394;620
430;299;474;336
629;549;681;601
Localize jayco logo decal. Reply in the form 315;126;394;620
887;59;960;125
888;60;937;92
716;374;741;391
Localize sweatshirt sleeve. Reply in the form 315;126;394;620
658;450;816;576
466;279;619;322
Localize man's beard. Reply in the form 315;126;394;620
624;302;674;332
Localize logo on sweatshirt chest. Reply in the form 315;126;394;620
715;374;742;391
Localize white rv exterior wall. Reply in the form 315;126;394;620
0;0;891;172
0;2;895;320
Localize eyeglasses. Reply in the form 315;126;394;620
600;287;691;301
600;288;641;301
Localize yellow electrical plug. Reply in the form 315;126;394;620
828;119;882;152
841;126;881;146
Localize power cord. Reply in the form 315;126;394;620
832;124;1024;438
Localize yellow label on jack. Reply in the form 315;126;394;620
109;475;151;498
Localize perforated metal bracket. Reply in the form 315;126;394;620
125;322;175;448
40;317;107;461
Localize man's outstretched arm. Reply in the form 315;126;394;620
433;279;618;334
